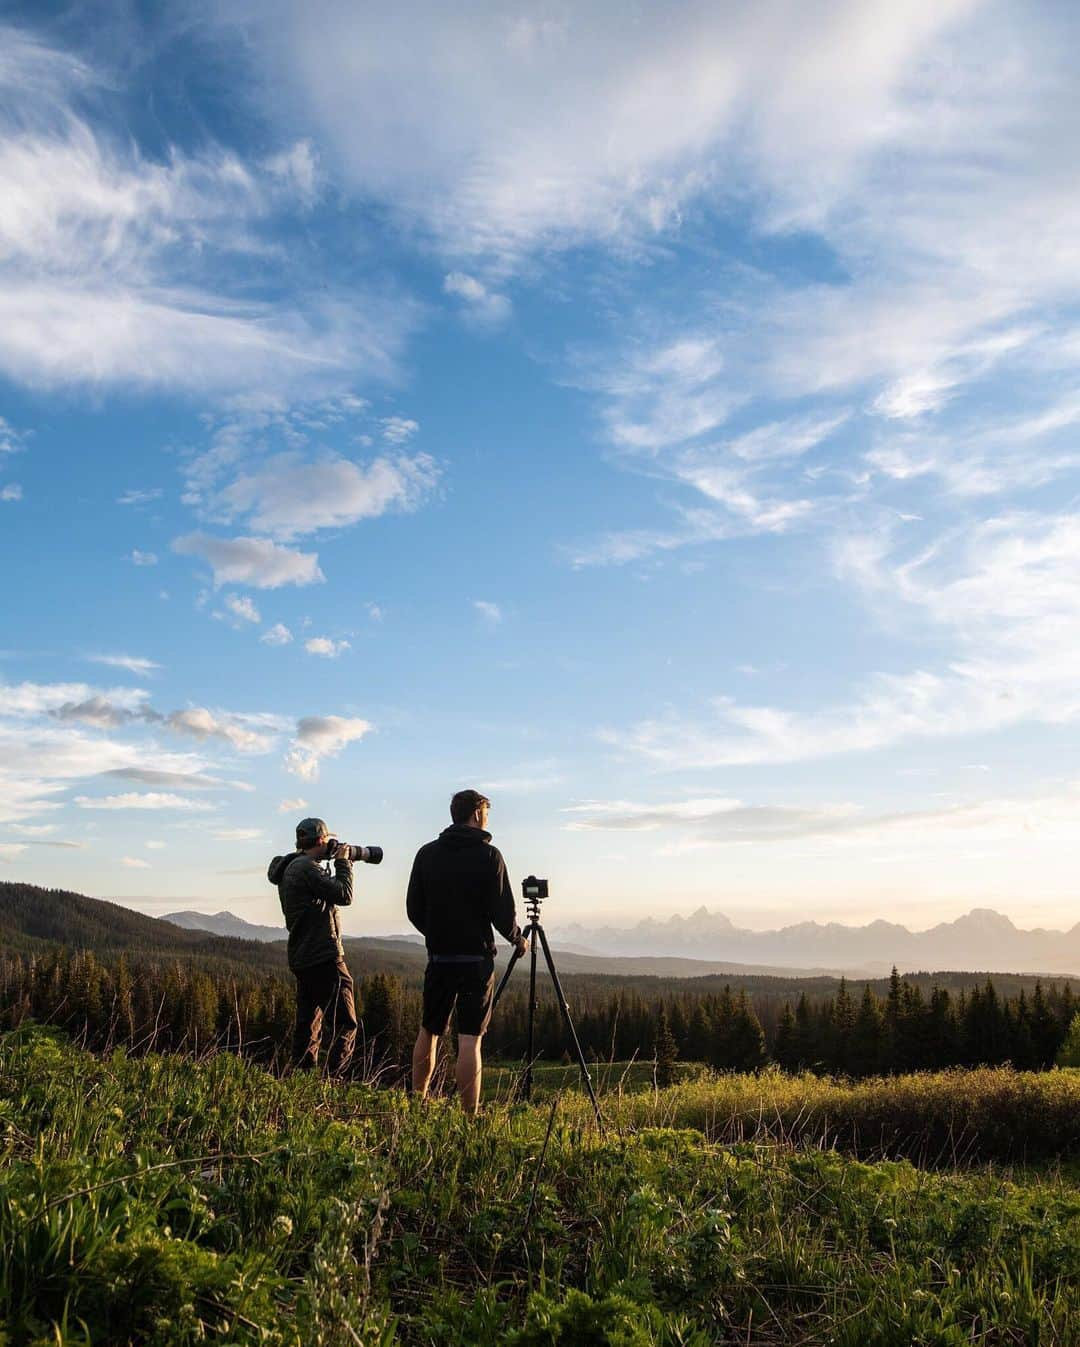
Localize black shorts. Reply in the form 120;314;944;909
422;957;495;1037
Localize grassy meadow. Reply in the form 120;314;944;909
3;1027;1080;1344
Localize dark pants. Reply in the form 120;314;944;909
292;958;357;1075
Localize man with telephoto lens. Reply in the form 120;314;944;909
268;817;358;1076
407;789;527;1112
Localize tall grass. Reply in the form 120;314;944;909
3;1026;1080;1344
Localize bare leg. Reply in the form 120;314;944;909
412;1026;437;1097
456;1033;483;1113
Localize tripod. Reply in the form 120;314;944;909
491;878;604;1127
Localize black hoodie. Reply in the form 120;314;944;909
267;851;353;971
406;824;520;958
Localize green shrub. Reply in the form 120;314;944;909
4;1026;1080;1345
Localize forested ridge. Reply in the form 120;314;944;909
4;880;1080;1077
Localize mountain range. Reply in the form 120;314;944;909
161;903;1080;977
555;906;1080;974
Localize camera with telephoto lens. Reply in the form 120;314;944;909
326;839;384;864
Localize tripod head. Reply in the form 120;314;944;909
521;875;548;923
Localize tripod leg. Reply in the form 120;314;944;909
536;925;604;1129
491;936;526;1014
523;926;538;1101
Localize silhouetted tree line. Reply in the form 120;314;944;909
4;949;1078;1079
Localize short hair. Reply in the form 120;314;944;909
450;789;490;825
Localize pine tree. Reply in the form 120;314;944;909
1055;1012;1080;1067
653;1005;679;1087
772;1003;799;1072
728;990;766;1072
850;985;884;1077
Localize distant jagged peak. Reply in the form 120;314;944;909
949;907;1017;931
637;906;734;932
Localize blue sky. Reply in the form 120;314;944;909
4;1;1080;935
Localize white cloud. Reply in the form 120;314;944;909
75;792;215;811
263;139;319;203
472;600;502;625
0;25;412;398
278;796;308;812
172;533;324;588
0;843;28;860
87;654;160;676
145;840;166;849
611;508;1080;766
0;416;28;455
285;714;372;780
0;679;148;719
1;484;22;502
232;2;970;258
564;786;1080;850
443;272;511;324
118;489;163;506
304;636;350;658
212;827;264;841
121;856;151;868
380;417;419;444
129;549;158;566
260;622;293;646
166;707;280;754
224;593;261;624
207;451;438;540
99;766;226;790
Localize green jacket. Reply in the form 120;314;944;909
267;852;353;971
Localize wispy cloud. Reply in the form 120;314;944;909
172;533;324;588
229;2;970;258
609;508;1080;766
0;23;413;398
260;622;293;646
472;600;502;625
206;450;438;541
285;714;372;780
118;489;163;506
223;593;261;624
443;272;510;324
87;654;160;676
75;792;215;811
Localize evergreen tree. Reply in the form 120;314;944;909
772;1003;799;1072
684;1004;711;1063
1055;1012;1080;1068
653;1005;679;1087
728;990;766;1072
1029;983;1060;1067
850;985;884;1077
793;992;816;1070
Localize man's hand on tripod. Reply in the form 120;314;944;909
514;933;529;958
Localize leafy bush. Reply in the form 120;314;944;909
3;1026;1080;1344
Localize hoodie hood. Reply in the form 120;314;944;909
438;824;493;849
267;852;300;884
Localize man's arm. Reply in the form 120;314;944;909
405;852;426;935
488;851;521;945
300;855;353;908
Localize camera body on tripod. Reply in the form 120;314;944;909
522;875;548;902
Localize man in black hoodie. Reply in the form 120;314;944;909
268;817;357;1076
407;789;526;1111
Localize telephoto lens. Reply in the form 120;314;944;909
347;844;383;864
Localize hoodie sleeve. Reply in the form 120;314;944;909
297;855;353;909
488;848;521;945
405;849;426;935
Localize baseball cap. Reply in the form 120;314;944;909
296;817;330;846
